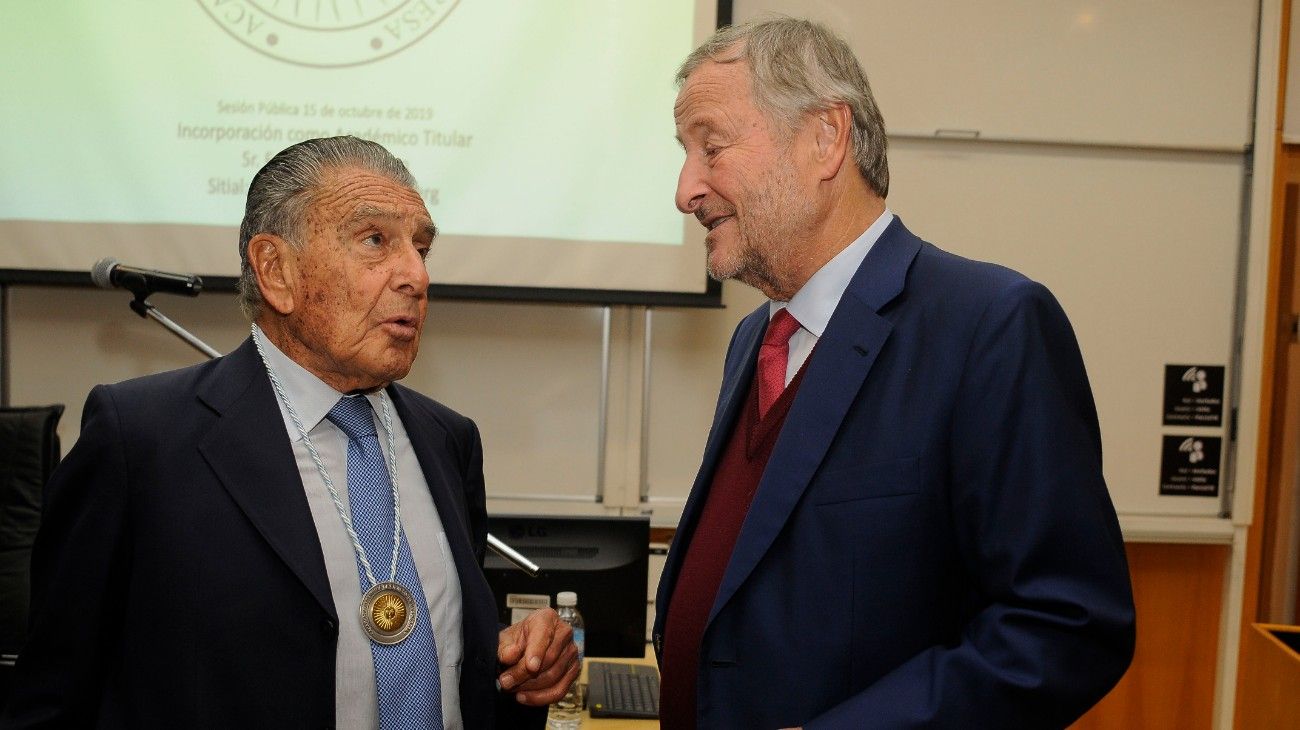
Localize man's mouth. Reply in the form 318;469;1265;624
381;316;420;340
695;203;736;233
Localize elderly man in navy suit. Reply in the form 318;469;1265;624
654;18;1136;729
3;136;576;729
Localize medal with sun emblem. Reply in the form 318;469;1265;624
197;0;459;68
360;581;419;645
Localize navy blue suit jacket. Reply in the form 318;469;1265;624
1;337;541;729
653;219;1135;728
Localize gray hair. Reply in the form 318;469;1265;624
237;135;418;320
677;16;889;198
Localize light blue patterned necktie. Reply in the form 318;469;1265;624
327;395;444;730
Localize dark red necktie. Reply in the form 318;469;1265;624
757;309;801;419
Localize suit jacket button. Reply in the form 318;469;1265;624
323;618;338;636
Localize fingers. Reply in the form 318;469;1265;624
511;638;578;693
496;611;553;690
520;610;561;673
533;614;573;675
496;608;578;695
496;623;525;667
512;648;581;706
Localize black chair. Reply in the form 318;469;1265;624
0;405;63;705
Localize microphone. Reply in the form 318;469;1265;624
91;258;203;298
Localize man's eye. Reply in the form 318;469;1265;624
364;233;383;246
703;146;720;159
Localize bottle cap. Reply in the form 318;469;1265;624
556;591;577;607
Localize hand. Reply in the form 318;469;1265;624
496;607;580;705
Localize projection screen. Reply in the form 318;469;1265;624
0;1;723;305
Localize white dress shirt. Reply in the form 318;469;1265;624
253;325;464;730
772;209;895;384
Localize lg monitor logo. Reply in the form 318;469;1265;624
508;525;548;540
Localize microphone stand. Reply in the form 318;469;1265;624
116;290;541;577
128;295;221;360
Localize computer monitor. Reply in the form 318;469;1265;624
483;514;649;658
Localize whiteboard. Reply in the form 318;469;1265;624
736;0;1258;150
887;139;1243;517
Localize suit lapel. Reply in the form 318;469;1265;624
680;312;766;534
388;385;502;684
386;387;483;603
196;338;336;619
708;219;923;624
655;309;767;617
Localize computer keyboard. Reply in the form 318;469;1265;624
586;660;660;719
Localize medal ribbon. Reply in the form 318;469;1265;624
252;325;402;589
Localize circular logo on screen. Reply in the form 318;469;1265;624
197;0;459;68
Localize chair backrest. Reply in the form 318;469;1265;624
0;405;64;673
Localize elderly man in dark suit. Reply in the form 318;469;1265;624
2;136;576;729
654;18;1136;729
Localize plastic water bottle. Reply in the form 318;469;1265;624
547;591;586;730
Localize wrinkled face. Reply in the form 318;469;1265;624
283;166;434;393
674;59;815;299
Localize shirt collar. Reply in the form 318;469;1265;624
252;324;382;437
770;208;895;335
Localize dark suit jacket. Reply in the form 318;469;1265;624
653;219;1136;729
0;337;541;729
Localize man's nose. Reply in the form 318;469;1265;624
396;242;430;293
675;156;707;215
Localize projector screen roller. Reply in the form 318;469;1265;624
1;1;721;305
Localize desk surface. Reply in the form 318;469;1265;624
581;646;658;729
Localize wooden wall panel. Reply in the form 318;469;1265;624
1237;624;1300;728
1073;542;1228;729
1259;177;1300;624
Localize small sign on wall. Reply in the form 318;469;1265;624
1159;435;1221;497
1163;364;1224;427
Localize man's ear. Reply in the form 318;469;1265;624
812;103;852;181
247;233;297;315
